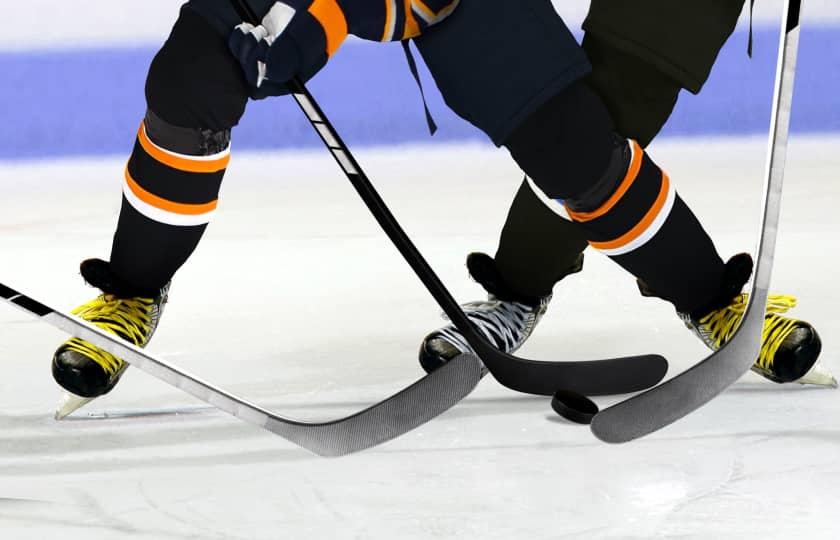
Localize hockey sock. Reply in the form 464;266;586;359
109;111;230;295
493;179;588;299
564;140;726;314
504;83;726;315
491;33;685;301
108;7;250;295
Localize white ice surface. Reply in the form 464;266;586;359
0;137;838;539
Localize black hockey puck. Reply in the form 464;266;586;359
551;390;598;425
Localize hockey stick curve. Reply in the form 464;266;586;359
590;0;804;443
231;0;668;397
0;283;483;457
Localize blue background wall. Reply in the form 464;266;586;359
0;25;837;161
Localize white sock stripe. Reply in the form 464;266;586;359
525;176;572;221
383;0;398;41
411;1;435;25
596;179;677;257
122;181;215;227
411;0;460;25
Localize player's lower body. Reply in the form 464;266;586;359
411;0;833;387
51;0;831;417
51;4;255;416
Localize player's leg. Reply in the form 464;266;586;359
53;4;252;412
433;36;683;374
489;0;745;302
413;0;704;369
492;34;684;303
413;0;829;387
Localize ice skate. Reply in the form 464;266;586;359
635;252;835;388
52;259;169;418
681;293;835;388
418;252;577;374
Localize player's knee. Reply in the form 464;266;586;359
145;6;249;132
503;81;618;200
142;110;230;158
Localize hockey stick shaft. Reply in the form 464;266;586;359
590;0;803;442
231;0;668;396
228;1;481;364
0;282;482;456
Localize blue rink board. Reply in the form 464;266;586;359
0;26;837;161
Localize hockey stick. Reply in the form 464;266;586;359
0;283;482;456
590;0;803;443
231;0;668;396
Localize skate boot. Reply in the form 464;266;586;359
671;253;835;387
418;252;581;374
682;293;834;387
52;259;169;418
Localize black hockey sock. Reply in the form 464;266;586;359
504;83;726;315
493;179;588;299
109;6;250;293
466;251;583;306
110;111;230;293
490;33;684;301
567;141;725;314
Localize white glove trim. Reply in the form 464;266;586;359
262;2;297;43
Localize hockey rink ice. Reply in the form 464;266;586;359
2;1;839;538
1;136;839;539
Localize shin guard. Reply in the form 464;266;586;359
565;140;726;314
110;111;230;294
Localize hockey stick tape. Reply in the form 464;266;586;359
551;390;598;425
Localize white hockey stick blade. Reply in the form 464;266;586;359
0;283;483;456
590;0;804;444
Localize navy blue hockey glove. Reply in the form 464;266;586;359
229;1;334;99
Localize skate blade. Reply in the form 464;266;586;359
54;392;95;420
796;360;838;388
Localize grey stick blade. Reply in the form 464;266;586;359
590;293;766;443
591;0;802;443
1;285;482;457
265;352;482;456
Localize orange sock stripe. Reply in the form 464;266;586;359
308;0;348;56
566;140;643;223
137;124;229;174
589;172;671;251
403;0;421;37
124;167;218;216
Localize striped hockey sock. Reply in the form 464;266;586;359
109;113;230;294
565;140;726;314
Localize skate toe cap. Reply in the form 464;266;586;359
418;334;462;375
52;349;114;398
775;323;822;383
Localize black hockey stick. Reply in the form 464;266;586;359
231;0;668;396
590;0;803;442
0;282;483;456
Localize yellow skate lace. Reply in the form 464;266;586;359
699;294;801;371
63;295;154;376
